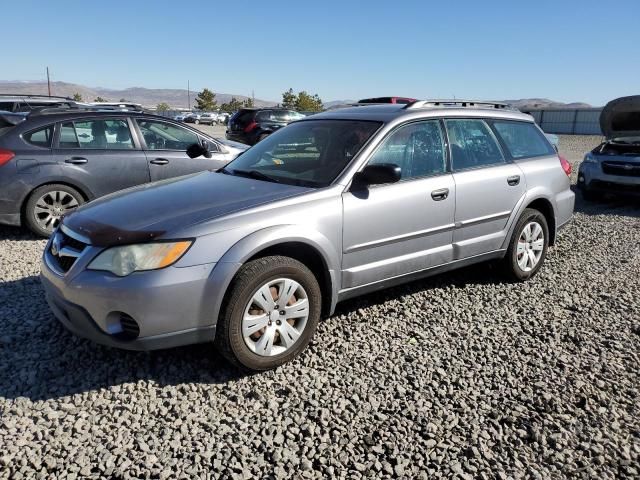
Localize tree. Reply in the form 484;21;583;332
219;97;244;113
195;88;217;111
242;97;254;108
93;96;107;102
280;89;324;112
156;102;170;112
72;92;83;102
295;91;323;112
281;88;296;109
119;98;127;102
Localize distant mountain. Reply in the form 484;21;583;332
0;81;277;108
502;98;592;109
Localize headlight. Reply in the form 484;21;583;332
583;153;598;164
88;241;193;276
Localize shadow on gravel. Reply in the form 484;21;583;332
0;225;40;241
0;275;247;402
571;186;640;218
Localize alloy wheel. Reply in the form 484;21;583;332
34;190;80;232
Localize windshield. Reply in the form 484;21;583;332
223;119;382;187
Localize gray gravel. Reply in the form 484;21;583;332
1;135;639;479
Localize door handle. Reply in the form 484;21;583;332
150;158;169;165
507;175;520;186
64;157;88;165
431;188;449;201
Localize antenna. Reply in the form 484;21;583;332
187;80;191;110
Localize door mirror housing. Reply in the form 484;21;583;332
186;142;212;159
353;163;401;188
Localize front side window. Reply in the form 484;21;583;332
137;120;199;150
24;125;54;148
223;120;381;187
445;119;505;170
367;120;446;180
59;119;134;149
492;121;554;159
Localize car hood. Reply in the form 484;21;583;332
63;172;311;246
600;95;640;139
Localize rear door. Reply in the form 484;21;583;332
55;117;150;198
134;118;228;181
445;118;526;258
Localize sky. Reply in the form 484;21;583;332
5;0;640;106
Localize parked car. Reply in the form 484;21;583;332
578;95;640;200
358;96;417;105
184;112;220;125
173;112;192;122
40;100;574;371
226;108;306;145
0;94;80;112
0;109;247;236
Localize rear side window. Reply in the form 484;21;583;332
492;121;555;159
59;119;134;149
445;119;505;170
24;125;54;148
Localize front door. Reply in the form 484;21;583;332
342;120;456;290
445;118;526;258
56;117;150;198
135;118;229;181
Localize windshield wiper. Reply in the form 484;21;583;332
229;169;281;183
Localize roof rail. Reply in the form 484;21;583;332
405;99;516;111
0;93;75;101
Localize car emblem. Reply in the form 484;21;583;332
51;233;62;257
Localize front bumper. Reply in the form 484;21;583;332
578;162;640;194
40;245;218;350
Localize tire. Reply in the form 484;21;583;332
503;208;549;281
24;184;84;237
215;255;322;371
581;187;602;202
194;119;200;125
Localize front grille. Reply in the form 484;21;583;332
602;161;640;177
48;229;88;274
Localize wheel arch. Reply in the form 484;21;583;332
525;197;556;245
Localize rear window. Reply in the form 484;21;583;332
233;110;256;127
23;125;54;148
492;121;555;159
257;110;296;122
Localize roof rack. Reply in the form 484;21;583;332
0;93;75;101
405;99;516;111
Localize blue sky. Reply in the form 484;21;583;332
5;0;639;105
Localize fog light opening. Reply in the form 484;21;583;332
109;312;140;341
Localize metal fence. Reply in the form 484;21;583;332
521;108;603;135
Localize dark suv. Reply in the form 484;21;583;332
0;108;246;236
226;108;305;145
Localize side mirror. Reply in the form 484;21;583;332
186;142;212;159
353;163;401;188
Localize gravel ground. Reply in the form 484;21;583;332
1;135;639;479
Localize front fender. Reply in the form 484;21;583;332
198;225;341;329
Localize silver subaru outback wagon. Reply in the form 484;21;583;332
41;101;575;371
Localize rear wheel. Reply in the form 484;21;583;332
194;119;200;125
503;208;549;281
215;256;321;371
24;184;84;237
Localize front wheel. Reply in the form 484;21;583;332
503;208;549;281
194;119;200;124
215;256;322;371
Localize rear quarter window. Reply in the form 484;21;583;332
23;125;54;148
492;121;555;159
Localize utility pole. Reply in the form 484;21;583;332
46;67;51;96
252;89;255;104
187;80;191;110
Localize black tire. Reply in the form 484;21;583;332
215;255;321;371
24;184;84;237
503;208;549;281
581;187;602;202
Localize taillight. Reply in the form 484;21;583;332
244;121;257;133
559;154;572;176
0;149;15;167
